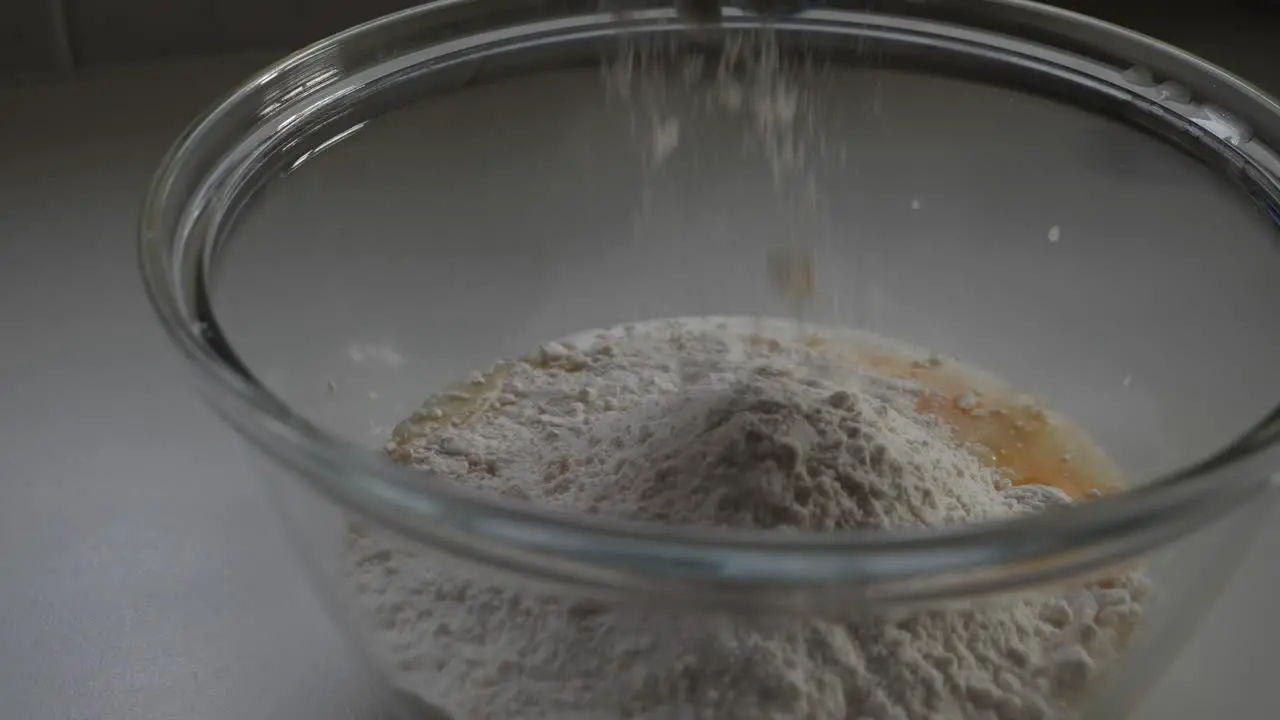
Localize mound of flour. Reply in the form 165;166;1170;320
345;318;1146;720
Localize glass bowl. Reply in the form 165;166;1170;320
140;1;1280;718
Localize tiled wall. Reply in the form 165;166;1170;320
2;0;1277;84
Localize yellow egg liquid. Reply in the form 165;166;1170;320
826;342;1120;499
393;317;1124;501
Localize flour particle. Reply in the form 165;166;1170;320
605;31;832;319
605;31;823;182
345;318;1146;720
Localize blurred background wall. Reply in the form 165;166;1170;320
2;0;1278;87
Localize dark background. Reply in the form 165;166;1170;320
2;0;1279;88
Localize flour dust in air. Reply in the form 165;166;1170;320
344;317;1146;720
605;30;830;318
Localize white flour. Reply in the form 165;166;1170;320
605;32;830;316
605;31;818;181
345;318;1146;720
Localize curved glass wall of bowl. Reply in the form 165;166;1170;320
138;1;1280;718
152;0;1280;599
175;1;1280;561
664;0;817;23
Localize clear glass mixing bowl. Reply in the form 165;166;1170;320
140;1;1280;718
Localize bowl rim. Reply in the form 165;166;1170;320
139;0;1280;608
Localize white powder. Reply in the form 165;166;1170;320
606;32;831;318
605;31;820;182
347;342;406;367
346;317;1146;720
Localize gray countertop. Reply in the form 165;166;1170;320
3;15;1280;720
0;57;386;720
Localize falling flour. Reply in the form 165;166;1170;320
345;317;1147;720
604;31;828;315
